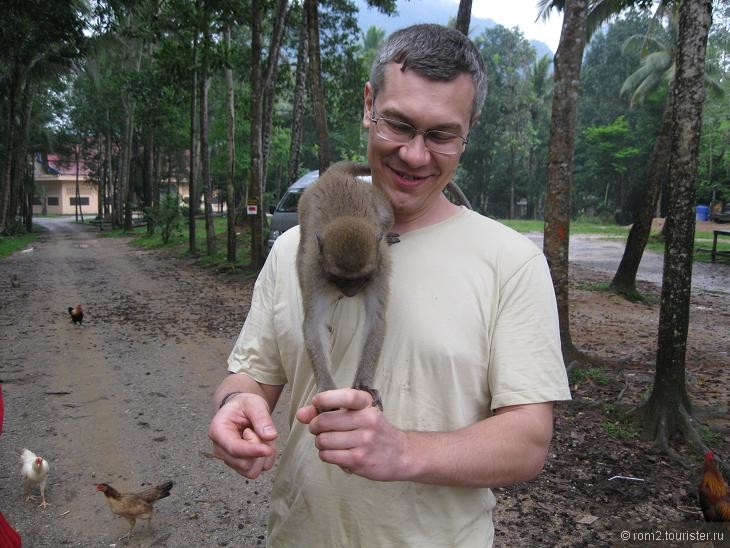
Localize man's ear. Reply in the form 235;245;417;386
470;112;481;129
363;82;374;129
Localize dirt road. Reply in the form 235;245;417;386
0;218;288;547
1;217;728;547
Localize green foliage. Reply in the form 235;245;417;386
0;232;38;259
601;419;638;440
144;193;182;244
569;367;610;386
699;424;721;446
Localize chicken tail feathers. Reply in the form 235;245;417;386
139;480;173;503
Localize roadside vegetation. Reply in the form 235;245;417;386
0;231;38;260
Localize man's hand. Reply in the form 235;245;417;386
296;388;408;481
208;392;279;479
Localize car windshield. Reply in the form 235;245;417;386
276;189;303;213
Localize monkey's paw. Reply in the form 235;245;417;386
353;385;383;411
385;232;400;245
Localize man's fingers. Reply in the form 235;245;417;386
226;394;278;441
309;388;373;414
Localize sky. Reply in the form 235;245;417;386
466;0;564;52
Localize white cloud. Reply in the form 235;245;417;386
467;0;563;52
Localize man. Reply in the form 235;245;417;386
209;24;571;547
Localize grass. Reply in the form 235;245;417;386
0;230;40;259
500;219;630;237
569;366;610;386
502;219;730;264
101;216;258;275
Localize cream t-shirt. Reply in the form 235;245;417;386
228;208;571;547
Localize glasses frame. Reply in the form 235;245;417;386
368;107;469;156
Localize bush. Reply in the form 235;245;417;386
145;194;182;244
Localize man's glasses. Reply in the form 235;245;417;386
369;109;469;156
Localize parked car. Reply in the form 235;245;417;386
266;169;372;252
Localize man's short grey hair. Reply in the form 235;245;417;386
369;24;487;119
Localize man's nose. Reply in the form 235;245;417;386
398;132;430;165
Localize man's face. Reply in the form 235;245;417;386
363;63;475;229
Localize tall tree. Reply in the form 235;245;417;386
455;0;473;36
611;6;722;296
247;0;288;266
199;1;215;256
223;23;236;263
288;13;309;184
636;0;712;453
305;0;331;172
542;0;589;365
0;0;84;234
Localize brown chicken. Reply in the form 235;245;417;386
96;481;173;539
699;451;730;522
68;304;83;325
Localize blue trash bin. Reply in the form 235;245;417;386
696;205;710;221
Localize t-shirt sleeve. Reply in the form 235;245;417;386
227;244;289;386
488;253;571;410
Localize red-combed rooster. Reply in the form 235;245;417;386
96;481;173;539
699;451;730;522
68;304;84;325
20;448;50;509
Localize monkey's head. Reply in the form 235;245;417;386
318;217;382;297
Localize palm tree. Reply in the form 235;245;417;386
635;0;713;455
537;0;662;364
611;7;722;296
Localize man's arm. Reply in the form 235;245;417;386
212;371;283;412
298;389;553;488
209;372;285;479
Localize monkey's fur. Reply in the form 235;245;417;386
296;161;395;411
296;161;471;411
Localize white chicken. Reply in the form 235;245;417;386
20;448;50;508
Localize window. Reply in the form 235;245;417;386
47;197;59;206
70;197;90;206
32;197;42;205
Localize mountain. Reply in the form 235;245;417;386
355;0;553;60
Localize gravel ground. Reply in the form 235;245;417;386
1;216;728;547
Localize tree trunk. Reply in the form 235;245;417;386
260;0;288;194
0;63;23;234
26;153;34;232
637;0;712;453
189;27;199;255
13;81;33;232
288;16;309;184
200;6;215;256
106;115;113;219
455;0;473;36
122;105;135;231
305;0;331;172
145;131;154;235
248;0;265;267
224;24;237;263
542;0;588;365
610;83;675;296
75;146;81;223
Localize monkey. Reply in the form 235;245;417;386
296;161;396;411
